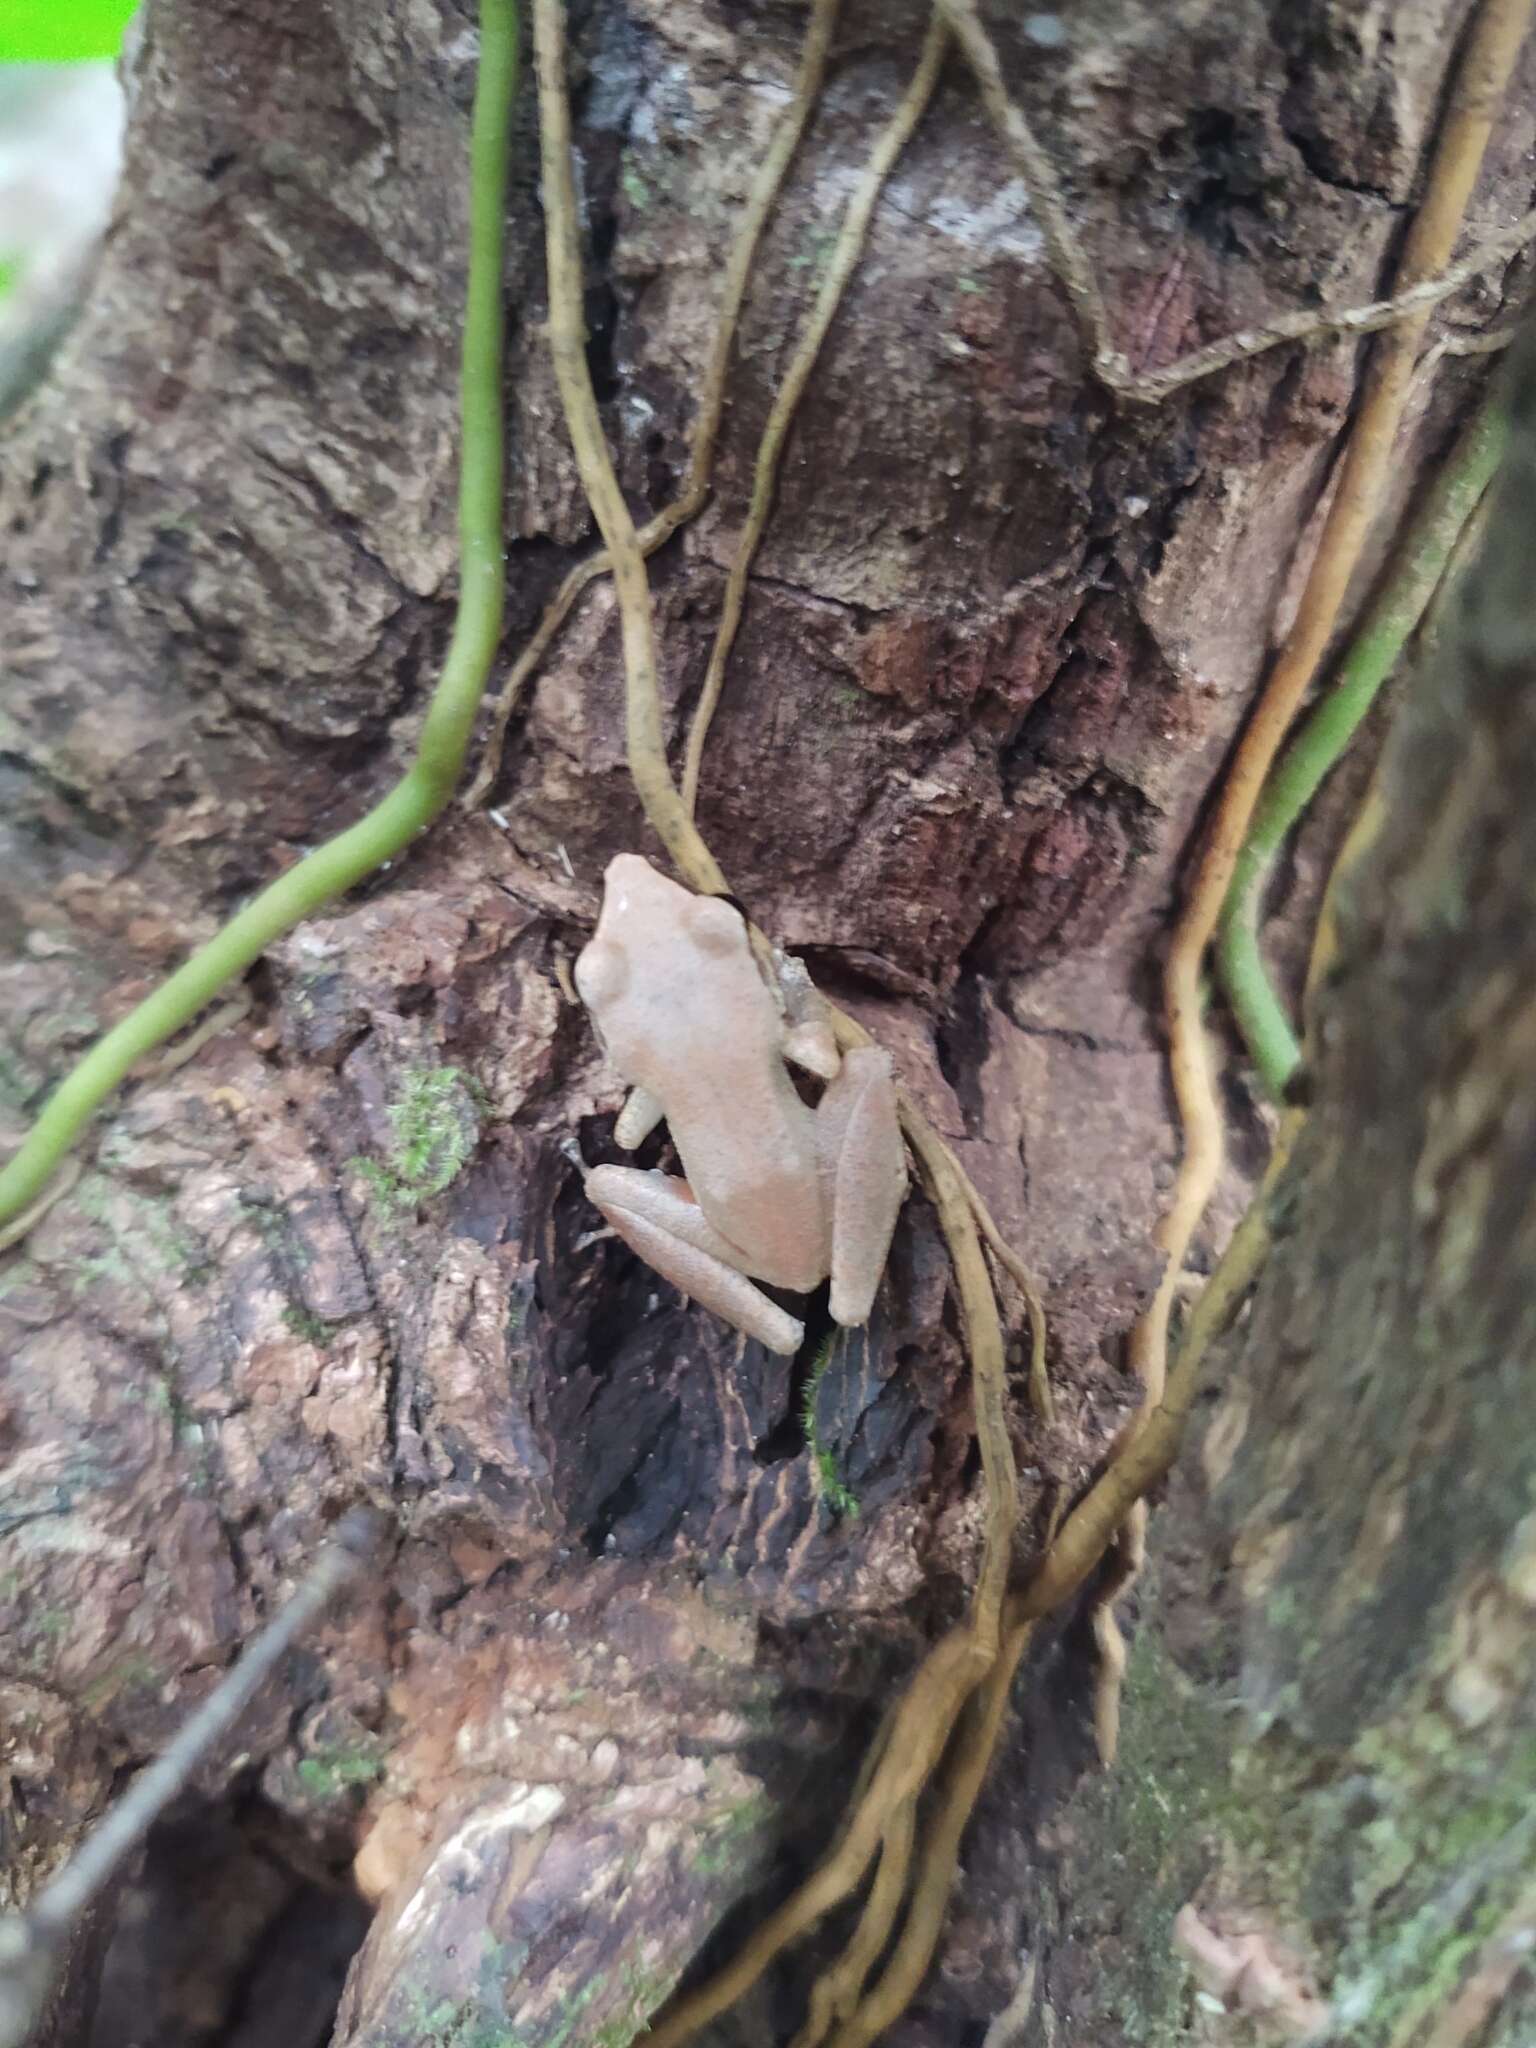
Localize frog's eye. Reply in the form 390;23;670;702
687;895;746;955
575;937;628;1010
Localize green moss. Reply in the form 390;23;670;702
1059;1619;1231;2043
690;1791;774;1881
410;1997;525;2048
801;1335;860;1520
585;1965;678;2048
296;1741;386;1800
1317;1719;1536;2040
396;1952;675;2048
80;1653;163;1711
825;681;870;723
281;1302;340;1345
1071;1577;1536;2048
353;1065;482;1218
619;162;651;210
390;1066;480;1189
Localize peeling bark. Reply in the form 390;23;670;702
2;3;1533;2044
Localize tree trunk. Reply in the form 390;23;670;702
1042;324;1536;2048
1;3;1531;2044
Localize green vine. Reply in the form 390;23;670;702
0;0;520;1230
1215;386;1506;1099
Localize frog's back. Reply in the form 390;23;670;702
576;856;828;1295
663;1038;826;1294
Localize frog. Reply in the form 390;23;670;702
574;854;908;1356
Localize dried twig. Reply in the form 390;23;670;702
0;1510;386;2048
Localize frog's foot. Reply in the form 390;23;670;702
614;1083;665;1149
584;1164;806;1356
816;1046;907;1328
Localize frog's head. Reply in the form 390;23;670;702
575;854;762;1077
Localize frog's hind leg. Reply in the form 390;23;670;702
816;1046;907;1328
584;1164;806;1356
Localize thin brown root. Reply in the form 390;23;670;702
840;1697;899;1830
822;1006;1021;1659
1417;315;1523;386
829;1619;1037;2048
942;0;1536;403
534;12;1048;2043
981;1951;1040;2048
935;0;1115;364
1089;1499;1144;1766
1021;1113;1296;1628
466;0;843;812
790;1801;917;2048
895;1094;1018;1654
680;8;950;818
1105;210;1536;403
640;1015;1028;2048
134;991;253;1081
955;1163;1053;1423
1135;0;1532;1394
532;0;727;894
0;1157;81;1254
669;0;844;521
642;1626;989;2048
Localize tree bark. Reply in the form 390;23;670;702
1;3;1532;2044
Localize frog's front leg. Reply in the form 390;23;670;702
815;1046;907;1327
583;1164;806;1356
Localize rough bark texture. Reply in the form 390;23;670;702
1;3;1533;2044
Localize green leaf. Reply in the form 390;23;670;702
0;2;141;63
